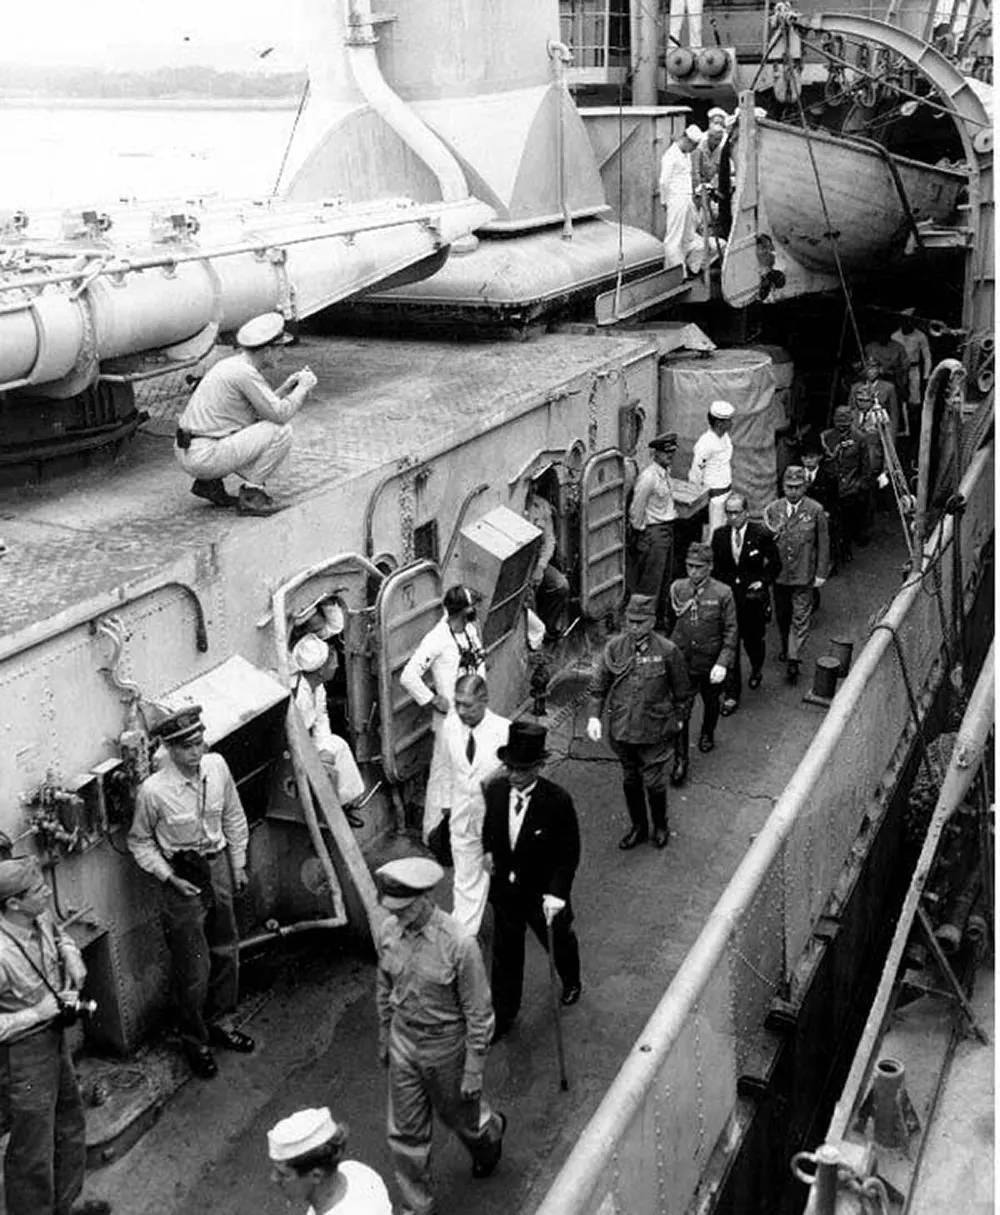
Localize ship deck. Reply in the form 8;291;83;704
0;331;648;639
71;512;913;1215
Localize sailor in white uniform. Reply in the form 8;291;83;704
659;125;704;277
438;674;509;936
400;586;486;840
688;399;735;538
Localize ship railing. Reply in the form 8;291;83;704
534;440;993;1215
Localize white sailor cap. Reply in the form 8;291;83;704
235;311;290;350
709;400;735;420
267;1108;341;1162
684;123;704;142
376;857;444;909
707;106;728;120
292;635;329;674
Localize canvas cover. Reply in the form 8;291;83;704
658;348;784;514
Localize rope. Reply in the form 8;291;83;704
872;619;938;788
272;79;311;197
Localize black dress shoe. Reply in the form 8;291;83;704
491;1020;513;1044
472;1112;507;1178
560;984;582;1006
191;478;237;508
618;826;649;850
748;669;763;689
208;1025;255;1053
651;827;670;849
186;1045;218;1079
698;734;715;753
719;698;739;716
670;757;688;787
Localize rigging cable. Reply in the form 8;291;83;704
272;79;311;197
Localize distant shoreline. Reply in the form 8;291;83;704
0;96;299;111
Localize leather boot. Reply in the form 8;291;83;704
670;723;689;787
648;788;669;848
618;781;649;849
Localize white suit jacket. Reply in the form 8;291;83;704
440;708;510;842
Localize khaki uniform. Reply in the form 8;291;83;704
376;907;502;1215
669;576;737;744
763;495;830;661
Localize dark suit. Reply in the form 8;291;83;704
711;521;781;700
482;776;581;1029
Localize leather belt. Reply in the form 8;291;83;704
708;485;733;498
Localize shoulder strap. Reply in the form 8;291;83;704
0;923;63;999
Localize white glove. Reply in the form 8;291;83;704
542;894;566;924
877;472;889;489
709;664;727;685
813;576;826;588
586;717;602;743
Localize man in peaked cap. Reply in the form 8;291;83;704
128;704;253;1079
821;407;874;561
481;722;582;1039
762;466;830;684
587;593;690;849
268;1107;392;1214
628;431;679;627
0;858;111;1215
174;310;318;517
688;400;735;538
659;125;705;276
374;856;506;1214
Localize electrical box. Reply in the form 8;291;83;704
456;506;541;649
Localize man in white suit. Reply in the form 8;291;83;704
439;674;510;937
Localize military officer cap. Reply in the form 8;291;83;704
376;857;444;909
783;465;807;487
833;406;854;426
685;541;713;567
267;1107;347;1162
709;400;735;420
235;311;291;350
625;593;657;620
0;857;42;900
649;431;679;453
149;705;205;746
292;635;329;673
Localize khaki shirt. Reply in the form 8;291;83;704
629;462;676;529
178;353;301;437
376;907;493;1080
0;912;81;1043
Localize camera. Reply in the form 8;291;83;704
55;993;98;1029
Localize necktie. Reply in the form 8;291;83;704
514;792;526;817
733;528;742;563
466;731;476;764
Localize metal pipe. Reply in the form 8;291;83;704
548;41;575;241
238;916;342;953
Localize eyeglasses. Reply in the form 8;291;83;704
724;507;746;515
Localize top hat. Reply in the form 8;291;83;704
496;721;549;767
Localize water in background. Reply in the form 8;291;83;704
1;105;297;209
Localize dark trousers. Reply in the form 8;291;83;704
490;894;580;1028
629;522;674;623
535;563;570;638
609;736;672;793
839;492;870;553
688;672;722;740
160;850;239;1048
0;1025;85;1215
725;594;769;702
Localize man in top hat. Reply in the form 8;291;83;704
711;492;781;712
174;310;318;517
0;857;111;1215
688;400;735;537
628;431;679;625
481;722;582;1039
268;1107;392;1214
890;308;932;441
586;593;690;849
762;466;830;684
821;407;874;560
667;542;737;781
128;705;253;1079
401;585;487;843
374;856;506;1215
659;125;705;276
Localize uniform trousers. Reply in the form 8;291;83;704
387;1020;503;1215
724;594;769;702
773;584;814;662
534;564;570;638
175;421;292;485
630;522;674;623
0;1024;86;1215
663;197;703;273
490;894;580;1029
160;849;239;1049
609;737;672;793
686;672;722;740
839;492;870;554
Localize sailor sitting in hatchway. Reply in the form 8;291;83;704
175;311;318;518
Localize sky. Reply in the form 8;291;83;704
4;0;306;70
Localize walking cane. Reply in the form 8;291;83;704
544;914;570;1091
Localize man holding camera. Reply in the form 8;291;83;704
0;856;110;1215
175;310;318;517
128;705;253;1079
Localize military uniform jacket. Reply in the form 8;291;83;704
668;577;738;675
820;427;872;498
586;631;691;743
482;776;580;904
762;496;831;585
711;521;781;598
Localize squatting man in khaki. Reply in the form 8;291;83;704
127;705;254;1080
175;310;318;517
375;856;505;1215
